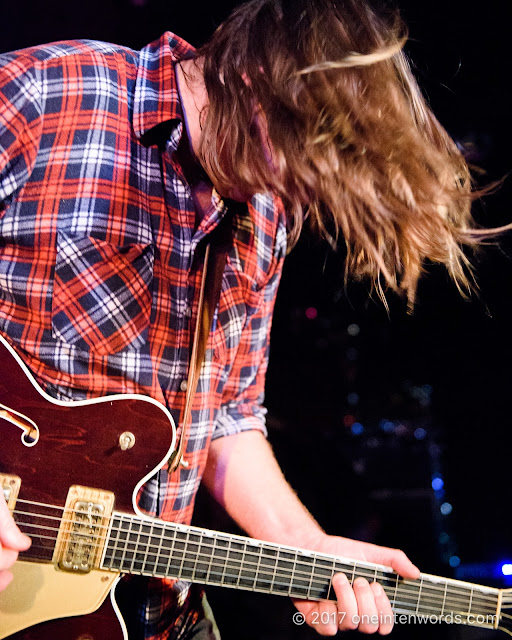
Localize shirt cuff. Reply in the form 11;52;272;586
212;403;268;440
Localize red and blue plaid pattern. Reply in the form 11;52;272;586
0;33;286;638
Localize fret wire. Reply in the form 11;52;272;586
221;535;234;584
236;539;247;589
137;519;149;574
200;533;215;580
220;535;233;584
205;531;217;584
468;586;474;616
287;549;298;597
155;521;165;577
416;576;423;614
350;560;356;586
142;521;153;575
164;519;178;578
271;546;280;594
392;574;399;609
325;557;335;601
109;514;121;570
252;544;264;590
191;531;203;580
103;514;114;569
120;515;133;571
114;517;128;572
178;527;191;578
117;515;130;573
130;519;141;574
221;536;232;586
306;554;316;600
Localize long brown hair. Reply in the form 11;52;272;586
197;0;502;306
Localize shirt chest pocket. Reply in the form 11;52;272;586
51;232;154;355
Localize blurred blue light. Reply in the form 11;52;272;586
502;564;512;576
432;477;444;491
440;502;453;516
347;392;360;406
351;422;364;435
379;419;395;433
414;427;427;440
347;323;360;336
449;556;461;568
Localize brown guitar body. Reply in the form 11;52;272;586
0;336;176;640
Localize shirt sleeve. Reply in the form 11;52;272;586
212;203;287;440
0;52;43;206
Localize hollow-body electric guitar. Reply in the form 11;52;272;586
1;334;512;639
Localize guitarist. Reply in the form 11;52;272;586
0;0;488;637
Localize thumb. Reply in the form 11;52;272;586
0;493;31;551
386;548;420;580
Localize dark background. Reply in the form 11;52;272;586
2;1;512;638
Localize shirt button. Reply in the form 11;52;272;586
180;380;188;392
184;306;192;318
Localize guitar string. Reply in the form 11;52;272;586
11;506;498;609
14;521;498;613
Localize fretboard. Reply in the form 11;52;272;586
102;513;499;627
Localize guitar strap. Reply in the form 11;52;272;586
167;212;232;473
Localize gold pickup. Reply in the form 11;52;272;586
53;485;115;574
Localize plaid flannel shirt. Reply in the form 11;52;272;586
0;32;286;638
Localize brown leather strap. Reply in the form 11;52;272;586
168;216;232;473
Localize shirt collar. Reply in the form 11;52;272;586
133;32;196;140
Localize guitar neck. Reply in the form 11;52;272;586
102;513;500;629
